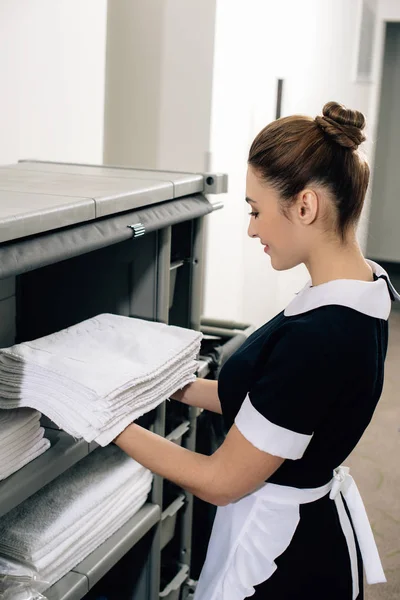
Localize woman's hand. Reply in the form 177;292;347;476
169;386;186;402
170;379;222;414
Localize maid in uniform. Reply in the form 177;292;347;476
115;101;399;599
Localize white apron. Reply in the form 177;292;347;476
194;467;386;600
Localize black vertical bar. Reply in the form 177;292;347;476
276;78;284;119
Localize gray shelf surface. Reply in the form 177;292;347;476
15;161;205;199
44;572;89;600
0;161;207;243
0;429;90;518
0;189;95;244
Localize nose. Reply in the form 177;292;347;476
247;219;258;239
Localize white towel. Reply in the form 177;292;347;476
33;467;152;565
0;437;50;481
0;418;41;459
0;408;40;444
0;427;45;462
0;314;202;445
38;473;152;579
0;314;201;395
0;445;153;590
0;358;197;445
42;488;150;588
0;408;50;481
0;445;152;559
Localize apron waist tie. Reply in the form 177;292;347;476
329;466;386;600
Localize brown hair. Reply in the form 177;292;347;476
248;101;370;239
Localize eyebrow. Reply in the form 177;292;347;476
245;196;257;204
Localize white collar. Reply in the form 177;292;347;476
284;260;400;320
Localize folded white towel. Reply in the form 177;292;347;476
0;436;51;481
0;427;45;462
0;445;153;591
0;419;40;459
38;471;152;578
1;314;201;396
0;314;202;445
42;488;150;588
0;408;40;444
33;466;152;564
0;445;152;559
96;366;197;446
0;358;197;445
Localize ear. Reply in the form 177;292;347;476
292;188;318;226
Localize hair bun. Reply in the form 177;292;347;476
315;101;366;150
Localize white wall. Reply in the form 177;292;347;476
157;0;217;172
0;0;107;165
204;1;255;323
104;0;165;168
104;0;216;171
379;0;400;20
363;0;400;256
367;23;400;261
204;0;376;327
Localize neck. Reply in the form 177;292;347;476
304;235;373;286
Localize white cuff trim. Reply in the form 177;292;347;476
234;395;312;460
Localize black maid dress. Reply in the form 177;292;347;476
193;260;399;600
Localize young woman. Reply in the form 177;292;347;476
115;101;399;599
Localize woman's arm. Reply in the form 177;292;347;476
170;378;222;414
114;422;284;506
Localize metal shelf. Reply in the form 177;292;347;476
44;572;88;600
0;164;230;600
0;161;229;244
159;564;189;599
166;421;190;445
196;357;212;379
0;429;90;518
161;494;186;550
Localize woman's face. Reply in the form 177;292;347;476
246;166;309;271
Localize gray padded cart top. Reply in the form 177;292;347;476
0;161;227;244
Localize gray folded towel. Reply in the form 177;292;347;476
40;474;151;586
0;446;153;574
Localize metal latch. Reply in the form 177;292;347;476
127;222;146;237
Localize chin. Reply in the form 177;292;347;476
270;256;301;272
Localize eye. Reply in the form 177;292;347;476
248;211;259;219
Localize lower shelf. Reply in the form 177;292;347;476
44;503;161;600
44;572;88;600
161;493;186;550
160;564;189;600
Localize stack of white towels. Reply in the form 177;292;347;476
0;445;153;590
0;313;202;445
0;408;50;481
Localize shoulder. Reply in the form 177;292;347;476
278;304;381;345
262;305;383;377
241;304;382;369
